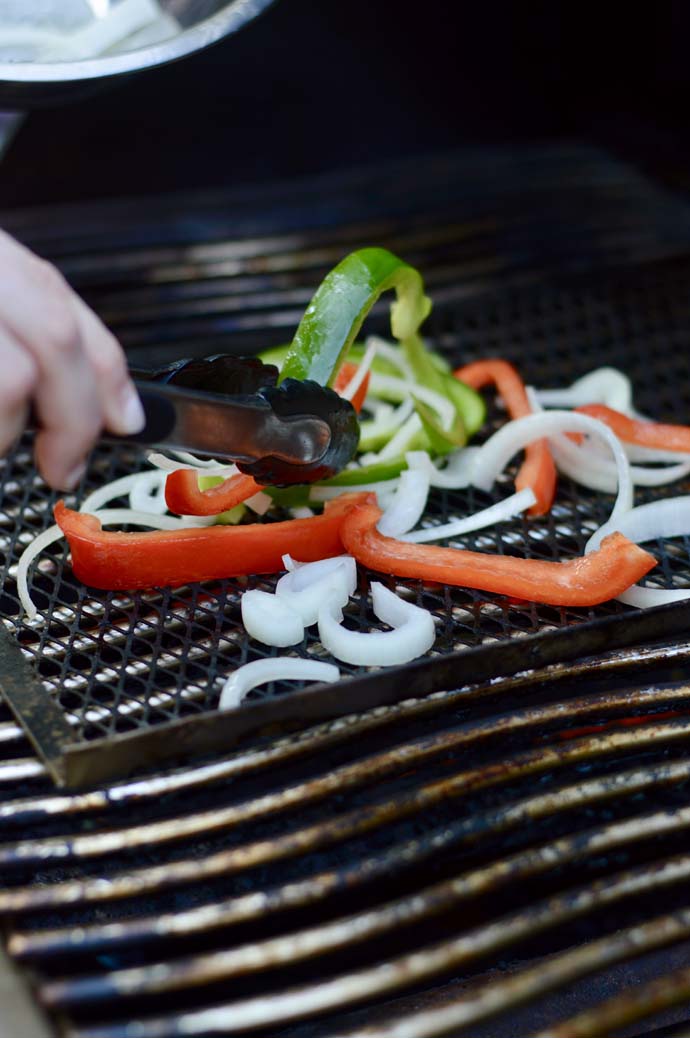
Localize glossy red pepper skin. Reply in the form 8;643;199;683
575;404;690;452
333;362;370;414
454;359;557;517
165;471;260;517
340;501;656;606
55;494;372;591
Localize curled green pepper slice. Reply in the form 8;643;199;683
279;248;432;386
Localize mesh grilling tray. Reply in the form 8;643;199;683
3;154;690;788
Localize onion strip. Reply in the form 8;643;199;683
218;658;340;711
377;457;430;537
400;488;536;543
318;582;435;666
586;496;690;608
147;452;236;476
276;555;356;626
81;471;166;513
367;375;455;429
341;339;377;401
240;590;304;647
472;410;633;525
533;367;634;414
407;447;481;490
16;524;65;621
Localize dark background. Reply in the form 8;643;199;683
1;0;690;208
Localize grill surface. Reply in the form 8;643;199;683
4;148;690;783
3;145;690;1035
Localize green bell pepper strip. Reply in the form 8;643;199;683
403;333;486;450
264;484;313;509
347;342;451;377
443;372;487;436
279;248;432;386
316;455;408;487
260;341;451;381
412;397;464;455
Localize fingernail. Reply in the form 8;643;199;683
117;385;146;435
60;461;86;491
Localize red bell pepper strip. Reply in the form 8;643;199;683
55;494;372;591
340;500;656;606
165;471;261;517
333;361;370;414
575;404;690;453
454;359;557;516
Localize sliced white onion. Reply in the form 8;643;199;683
375;485;400;511
375;413;424;462
170;450;237;471
377;459;430;537
218;658;340;711
240;590;304;647
358;398;415;449
16;523;65;620
366;375;455;429
245;491;272;516
407;447;481;490
401;488;536;543
278;555;356;592
585;496;690;608
341;339;378;401
289;506;315;519
318;582;436;666
622;444;690;463
548;434;620;494
147;451;236;476
363;399;395;421
533;367;634;414
310;479;400;503
525;386;680;495
581;436;690;465
472;410;633;525
549;433;690;493
81;471;165;513
276;556;357;625
129;471;168;515
363;335;414;377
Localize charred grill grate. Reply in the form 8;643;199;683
3;146;690;1036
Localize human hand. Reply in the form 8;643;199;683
0;229;144;490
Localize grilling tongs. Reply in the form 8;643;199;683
118;354;360;486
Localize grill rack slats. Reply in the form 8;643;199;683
12;754;690;964
3;681;689;857
36;849;690;1011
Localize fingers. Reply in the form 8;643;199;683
0;230;143;489
0;334;36;459
0;254;101;488
31;334;102;492
73;296;144;437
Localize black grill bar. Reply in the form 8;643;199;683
56;913;690;1037
11;756;690;964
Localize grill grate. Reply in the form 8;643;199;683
3;255;690;781
4;145;690;1036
